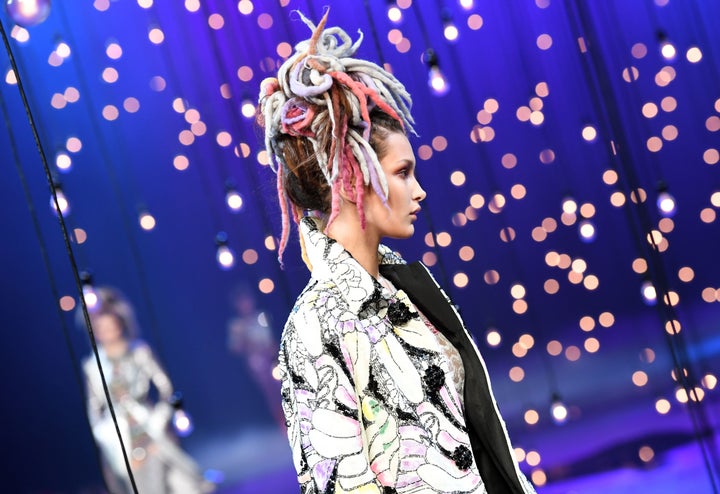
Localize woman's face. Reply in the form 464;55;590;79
90;313;125;346
364;131;426;239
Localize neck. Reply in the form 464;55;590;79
325;205;381;278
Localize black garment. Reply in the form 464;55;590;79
381;261;525;494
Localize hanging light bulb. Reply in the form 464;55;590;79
550;394;568;425
138;210;156;231
215;232;235;270
641;279;657;306
50;181;70;217
386;1;402;23
657;31;676;61
442;11;459;42
428;66;450;96
55;151;72;172
5;0;52;27
656;182;676;217
169;392;194;437
240;98;255;119
225;181;243;213
562;196;577;214
578;218;596;243
443;23;459;42
485;328;502;347
55;40;71;59
459;0;474;10
425;49;450;97
80;271;100;312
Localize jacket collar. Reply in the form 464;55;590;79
300;216;405;315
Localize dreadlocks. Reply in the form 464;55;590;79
257;9;414;266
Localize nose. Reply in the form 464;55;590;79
414;177;427;202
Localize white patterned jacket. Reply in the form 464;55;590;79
278;217;536;494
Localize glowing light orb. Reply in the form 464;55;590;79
641;280;657;305
225;189;243;212
173;409;194;437
578;220;596;242
428;66;450;96
443;23;459;42
657;190;676;217
660;41;676;60
50;189;70;217
5;0;51;27
551;399;568;424
387;5;402;23
216;243;235;270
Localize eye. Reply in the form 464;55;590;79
397;166;412;178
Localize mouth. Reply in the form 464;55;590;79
410;207;421;215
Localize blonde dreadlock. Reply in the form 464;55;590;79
257;9;415;266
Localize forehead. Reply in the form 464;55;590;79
91;312;119;324
378;132;414;163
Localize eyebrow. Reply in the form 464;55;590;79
395;158;416;169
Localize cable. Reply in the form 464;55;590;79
0;16;139;494
53;1;168;363
0;57;109;493
565;1;719;490
197;0;295;308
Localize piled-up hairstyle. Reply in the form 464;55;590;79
257;9;415;264
76;286;140;341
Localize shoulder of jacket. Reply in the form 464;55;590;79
82;356;95;373
284;278;356;335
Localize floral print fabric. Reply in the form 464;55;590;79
279;217;532;493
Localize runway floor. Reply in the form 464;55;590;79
201;401;720;494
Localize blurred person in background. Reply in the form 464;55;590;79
79;286;214;494
227;282;284;428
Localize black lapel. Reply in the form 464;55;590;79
380;262;463;338
381;261;525;494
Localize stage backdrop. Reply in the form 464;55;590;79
1;0;719;492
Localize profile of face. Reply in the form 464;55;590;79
90;313;126;346
363;131;427;239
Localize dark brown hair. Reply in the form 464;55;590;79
276;108;406;215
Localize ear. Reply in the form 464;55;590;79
337;183;357;204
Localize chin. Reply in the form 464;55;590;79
389;226;415;239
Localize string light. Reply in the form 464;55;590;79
4;0;52;27
550;394;569;424
442;11;459;42
562;196;578;214
55;40;71;59
578;218;596;242
486;328;502;347
215;231;235;270
56;151;72;172
225;181;244;212
138;210;156;231
80;271;100;312
386;1;402;23
240;98;255;119
641;279;658;306
657;31;677;61
425;49;450;96
50;181;71;217
656;182;676;217
170;392;194;437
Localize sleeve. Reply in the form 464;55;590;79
83;359;105;428
280;302;383;494
136;342;174;402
